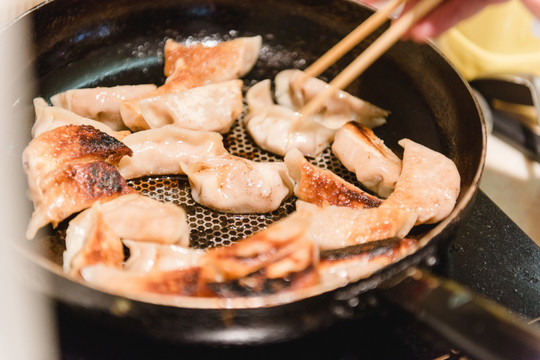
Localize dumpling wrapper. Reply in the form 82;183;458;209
50;84;157;131
32;97;130;140
182;154;294;213
244;79;335;157
63;206;124;276
382;138;461;225
74;193;190;246
123;240;204;273
296;200;417;251
117;125;228;180
163;36;262;80
120;36;262;131
139;79;243;134
274;69;390;130
26;161;137;240
284;147;382;209
332;122;402;198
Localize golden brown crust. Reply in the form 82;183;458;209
32;124;132;166
286;149;382;209
164;38;245;78
70;212;124;276
42;161;137;227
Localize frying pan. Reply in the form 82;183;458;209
3;0;540;357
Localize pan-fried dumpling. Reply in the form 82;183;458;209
22;124;133;207
284;148;382;209
381;139;461;225
163;36;262;80
332;122;402;198
67;193;190;247
119;36;262;132
182;154;294;213
275;69;389;129
296;200;417;251
50;84;157;131
26;161;137;240
63;206;124;276
32;97;130;140
198;213;319;296
80;264;201;297
138;79;244;133
244;79;335;157
123;240;204;273
117;125;228;180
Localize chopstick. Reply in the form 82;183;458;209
303;0;407;79
299;0;444;117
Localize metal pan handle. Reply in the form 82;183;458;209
378;267;540;360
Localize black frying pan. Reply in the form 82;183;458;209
4;0;540;358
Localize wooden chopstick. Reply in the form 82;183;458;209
299;0;443;117
303;0;407;79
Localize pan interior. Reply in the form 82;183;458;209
19;0;485;308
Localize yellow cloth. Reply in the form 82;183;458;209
436;0;540;80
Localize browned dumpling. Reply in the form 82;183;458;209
63;208;124;277
64;193;191;275
332;122;402;198
198;213;319;297
26;161;136;240
22;124;132;207
163;36;262;80
284;147;382;209
120;36;262;131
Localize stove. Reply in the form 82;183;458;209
56;190;540;360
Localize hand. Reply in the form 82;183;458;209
361;0;540;41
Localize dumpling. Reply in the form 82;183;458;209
198;212;318;297
63;206;124;276
123;240;204;273
332;122;402;198
244;79;335;157
296;200;417;251
22;124;133;206
50;84;157;131
163;36;262;80
138;79;244;133
26;161;136;240
120;36;262;132
182;154;294;213
80;264;201;297
381;139;461;225
117;125;228;180
32;97;130;140
284;147;382;209
275;69;389;129
318;237;417;287
67;193;190;247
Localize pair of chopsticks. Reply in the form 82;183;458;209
299;0;443;117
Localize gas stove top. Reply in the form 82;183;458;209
56;190;540;360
